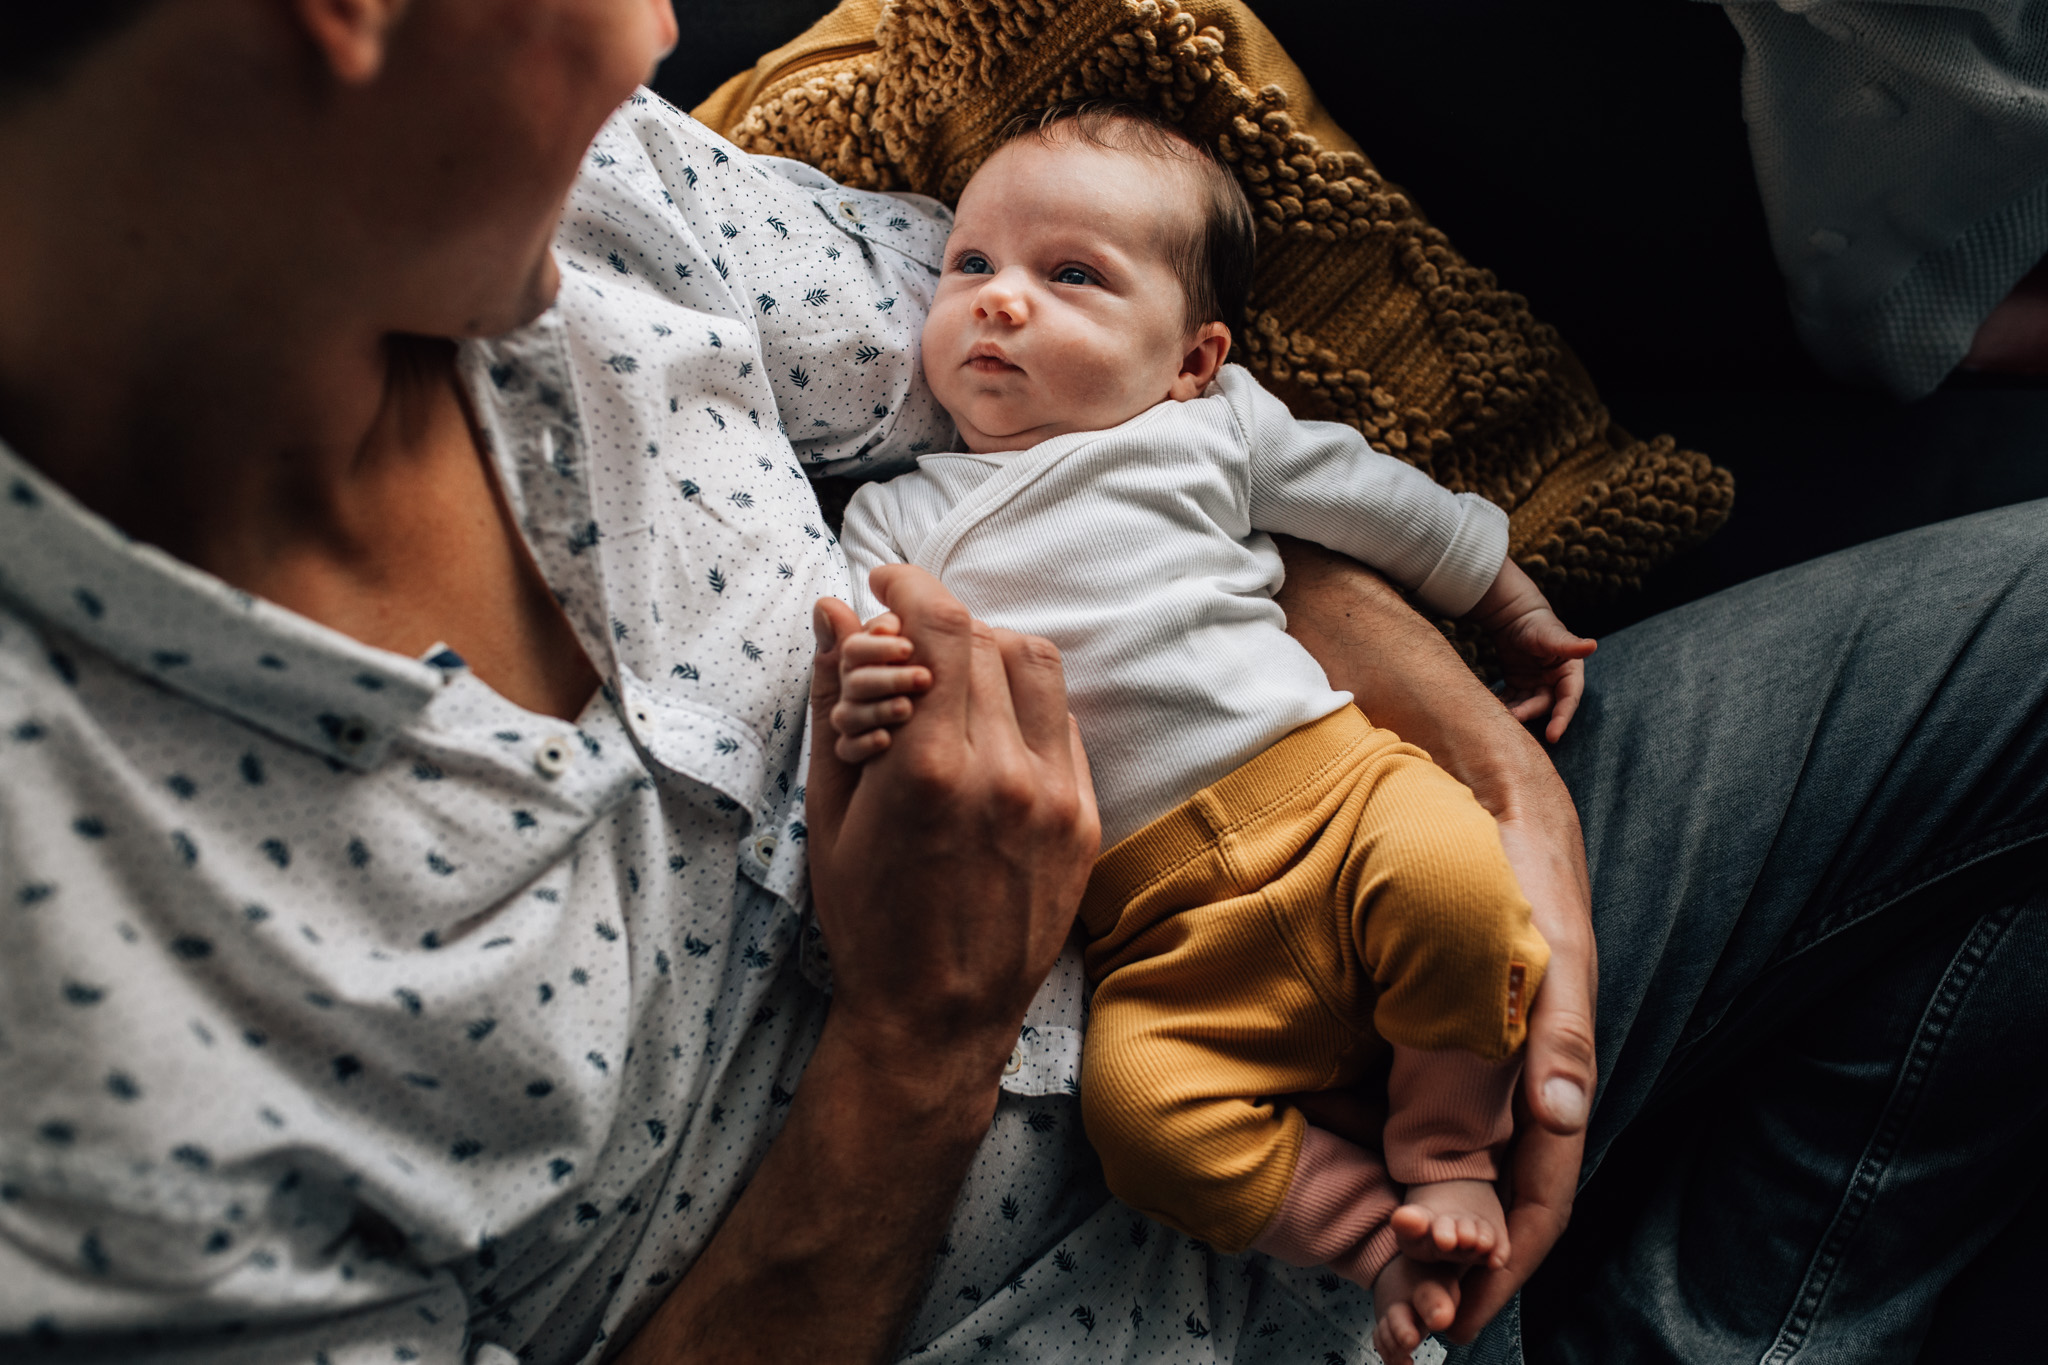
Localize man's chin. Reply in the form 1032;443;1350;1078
459;253;564;340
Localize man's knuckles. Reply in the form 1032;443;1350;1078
994;629;1063;672
908;596;975;641
1532;1008;1597;1073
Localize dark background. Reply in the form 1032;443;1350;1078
653;5;2043;1359
652;0;2048;641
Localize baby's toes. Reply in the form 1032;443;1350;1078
1390;1204;1434;1253
1411;1271;1460;1333
1376;1302;1421;1362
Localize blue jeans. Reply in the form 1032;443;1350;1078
1457;500;2048;1363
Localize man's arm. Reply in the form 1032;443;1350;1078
619;568;1100;1362
1274;537;1597;1342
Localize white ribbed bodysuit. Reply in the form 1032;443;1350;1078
839;364;1510;846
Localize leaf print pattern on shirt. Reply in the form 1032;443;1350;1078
0;92;1383;1365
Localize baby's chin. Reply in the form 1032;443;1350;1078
947;393;1168;454
944;398;1074;454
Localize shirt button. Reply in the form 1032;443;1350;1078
753;834;779;863
535;737;574;778
838;200;862;223
1002;1046;1024;1077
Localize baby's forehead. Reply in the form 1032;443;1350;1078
968;133;1205;231
983;130;1199;187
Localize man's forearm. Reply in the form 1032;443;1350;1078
1274;537;1559;821
618;1015;998;1363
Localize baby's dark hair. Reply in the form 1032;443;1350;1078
994;102;1256;349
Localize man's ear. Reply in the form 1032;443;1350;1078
1170;321;1232;401
290;0;410;85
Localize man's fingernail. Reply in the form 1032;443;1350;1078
813;604;836;652
1543;1077;1588;1127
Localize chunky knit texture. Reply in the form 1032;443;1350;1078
694;0;1735;635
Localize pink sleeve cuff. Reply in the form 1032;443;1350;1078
1382;1044;1520;1186
1250;1125;1403;1292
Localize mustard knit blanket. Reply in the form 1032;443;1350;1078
694;0;1734;643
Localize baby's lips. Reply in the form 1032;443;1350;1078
964;343;1023;372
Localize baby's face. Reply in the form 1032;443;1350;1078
923;137;1213;453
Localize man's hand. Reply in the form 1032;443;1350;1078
1275;537;1597;1345
1450;811;1593;1340
807;564;1101;1084
1962;263;2048;376
620;565;1098;1364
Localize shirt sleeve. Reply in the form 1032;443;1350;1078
0;1191;477;1364
1228;366;1509;618
1706;1;2048;398
837;482;912;623
566;91;958;478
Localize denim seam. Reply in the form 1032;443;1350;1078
1759;901;2019;1365
1672;814;2048;1057
1775;813;2048;966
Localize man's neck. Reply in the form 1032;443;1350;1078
0;45;428;577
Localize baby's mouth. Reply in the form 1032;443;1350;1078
965;344;1021;374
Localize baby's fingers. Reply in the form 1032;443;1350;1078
832;695;915;738
839;631;916;670
1544;659;1588;744
834;727;892;764
840;664;932;702
1504;686;1555;724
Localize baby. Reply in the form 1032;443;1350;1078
822;105;1592;1364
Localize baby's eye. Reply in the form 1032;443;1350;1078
1055;266;1093;286
957;254;993;275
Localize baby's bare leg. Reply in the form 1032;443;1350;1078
829;612;932;762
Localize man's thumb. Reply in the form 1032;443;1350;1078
805;598;862;838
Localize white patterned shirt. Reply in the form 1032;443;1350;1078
0;94;1412;1364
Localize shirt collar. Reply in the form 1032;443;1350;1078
0;438;448;771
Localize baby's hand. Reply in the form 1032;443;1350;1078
828;612;933;763
1470;559;1597;743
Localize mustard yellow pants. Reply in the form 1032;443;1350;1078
1079;705;1549;1252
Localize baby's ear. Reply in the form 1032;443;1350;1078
1172;322;1232;400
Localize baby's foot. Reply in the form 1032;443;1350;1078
1371;1254;1461;1365
1390;1177;1510;1270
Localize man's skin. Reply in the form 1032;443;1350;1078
0;1;1596;1359
1965;263;2048;376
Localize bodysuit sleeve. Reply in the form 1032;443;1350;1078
837;481;911;623
1225;366;1509;618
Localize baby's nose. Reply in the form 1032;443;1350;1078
977;288;1026;323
